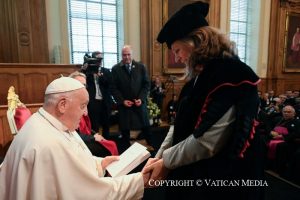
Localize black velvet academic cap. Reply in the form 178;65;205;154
157;1;209;49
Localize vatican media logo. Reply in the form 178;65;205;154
148;179;268;187
203;179;268;187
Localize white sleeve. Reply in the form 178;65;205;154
162;106;236;169
93;156;105;177
155;125;174;158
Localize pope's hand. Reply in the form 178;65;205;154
101;156;119;170
142;171;151;187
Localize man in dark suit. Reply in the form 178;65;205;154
81;51;112;138
110;45;151;148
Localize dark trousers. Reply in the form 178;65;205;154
276;142;300;182
286;148;300;184
121;126;152;147
88;99;110;137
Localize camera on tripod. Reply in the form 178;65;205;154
83;52;103;73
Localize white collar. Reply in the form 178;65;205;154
38;108;68;132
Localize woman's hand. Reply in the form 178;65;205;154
94;133;105;142
142;158;169;187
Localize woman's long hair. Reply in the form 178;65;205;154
182;26;238;79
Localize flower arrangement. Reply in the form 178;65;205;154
147;97;160;119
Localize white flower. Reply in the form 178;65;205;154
147;97;160;119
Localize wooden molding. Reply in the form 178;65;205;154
0;63;80;105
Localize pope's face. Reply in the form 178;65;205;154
64;88;89;131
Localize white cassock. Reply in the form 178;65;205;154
0;108;143;200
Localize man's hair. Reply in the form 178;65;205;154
91;51;102;58
69;71;86;79
122;45;133;55
44;92;73;108
282;105;295;114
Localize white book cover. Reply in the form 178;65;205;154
106;142;151;177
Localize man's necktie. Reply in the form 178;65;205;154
125;64;131;74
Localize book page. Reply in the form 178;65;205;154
106;142;150;177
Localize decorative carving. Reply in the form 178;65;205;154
19;31;30;46
7;86;25;110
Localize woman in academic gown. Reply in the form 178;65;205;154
143;2;265;200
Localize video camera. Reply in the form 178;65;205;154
83;53;103;73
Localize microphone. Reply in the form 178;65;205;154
169;75;177;82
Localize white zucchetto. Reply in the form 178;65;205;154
45;77;85;94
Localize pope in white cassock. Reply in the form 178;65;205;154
0;77;147;200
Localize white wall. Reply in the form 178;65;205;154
257;0;271;78
45;0;70;64
123;0;141;61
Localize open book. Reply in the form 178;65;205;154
106;142;151;177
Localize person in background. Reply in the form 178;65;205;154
293;90;300;99
293;96;300;118
0;77;149;200
143;2;264;200
81;51;112;138
110;45;152;149
167;94;178;124
265;97;282;117
268;90;276;103
265;92;272;106
284;90;295;106
258;90;267;109
271;104;300;181
150;75;166;111
264;105;300;175
69;71;119;157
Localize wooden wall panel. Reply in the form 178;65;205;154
0;0;17;62
0;0;49;63
0;64;80;105
267;1;300;95
23;73;49;103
